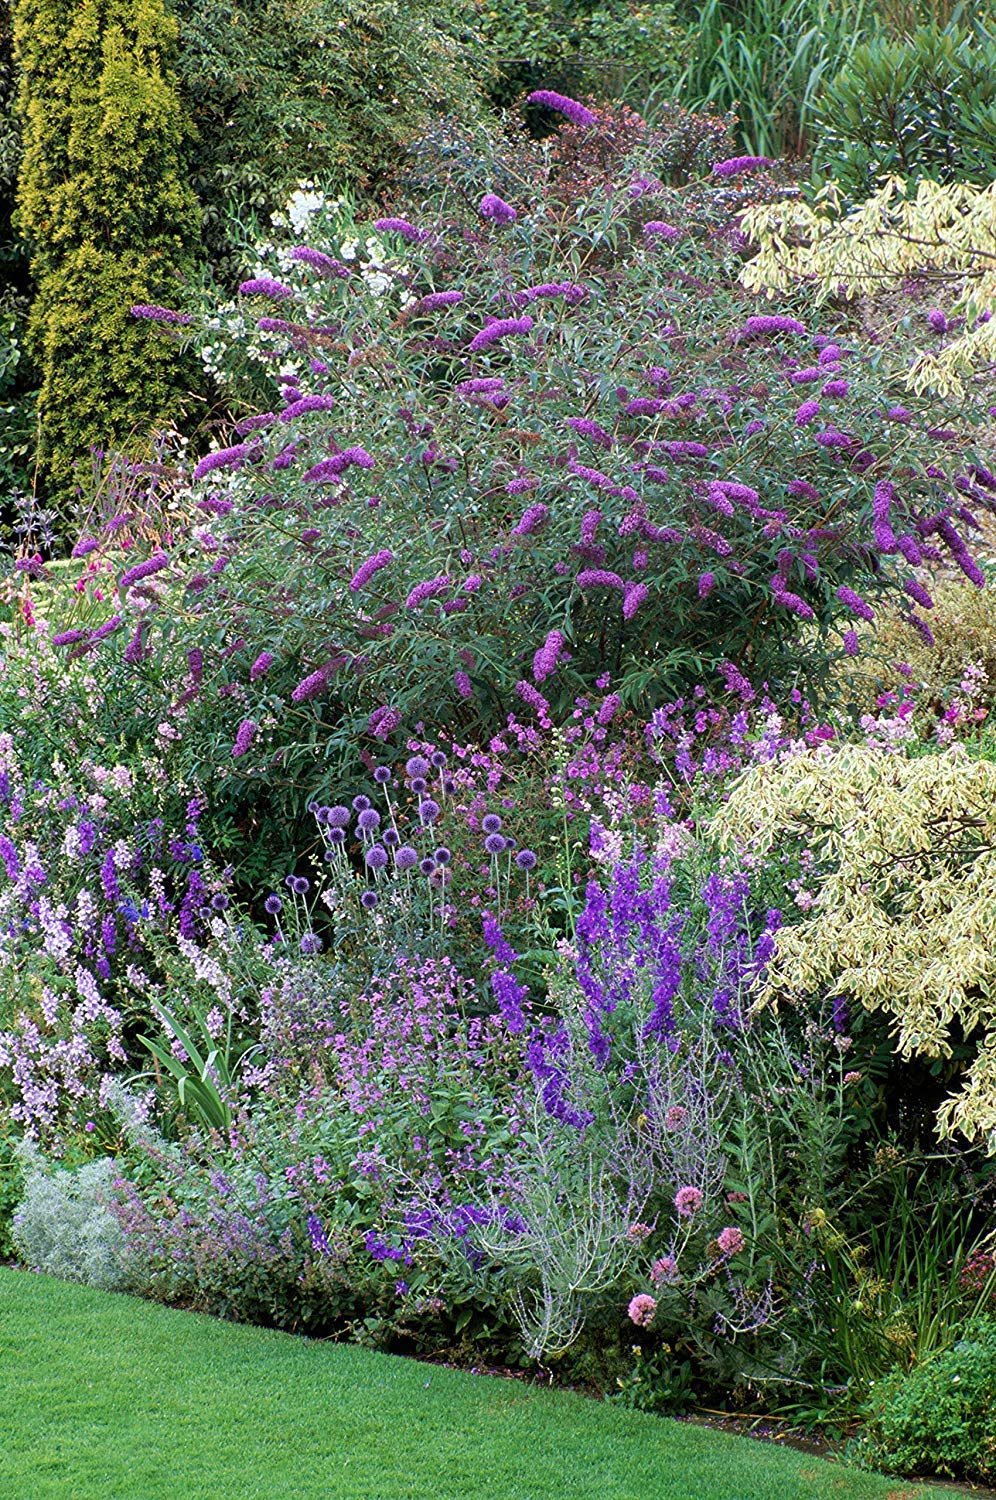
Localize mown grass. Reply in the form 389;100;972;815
0;1269;945;1500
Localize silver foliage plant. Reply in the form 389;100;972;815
12;1142;129;1291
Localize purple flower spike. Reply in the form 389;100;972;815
231;719;257;758
643;221;680;243
239;277;293;299
373;217;426;243
480;194;517;224
712;155;772;177
467;316;533;352
526;90;596;128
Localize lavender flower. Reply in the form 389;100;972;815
467;316;533;352
698;572;715;598
820;379;849;398
491;969;528;1033
480;193;518;223
795;400;820;427
516;680;551;717
71;537;99;558
52;630;87;647
533;628;565;683
526;90;596;127
349;549;393;592
291;667;331;702
905;578;934;609
368;706;401;740
454;670;473;699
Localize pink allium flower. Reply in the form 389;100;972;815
650;1256;679;1285
626;1222;653;1242
717;1226;745;1256
627;1293;657;1327
674;1185;703;1217
664;1105;689;1130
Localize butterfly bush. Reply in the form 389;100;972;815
28;98;988;827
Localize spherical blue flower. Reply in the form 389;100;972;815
373;766;391;784
410;777;428;794
442;778;457;796
430;751;447;769
300;932;323;954
434;847;451;865
405;756;430;778
326;827;346;846
211;893;230;911
516;849;537;871
327;806;350;827
352;794;371;812
482;814;503;834
418;799;440;825
419;856;436;876
395;845;418;870
484;833;507;855
361;890;379;909
264;894;283;915
291;876;310;895
365;845;389;870
383;829;400;848
356;808;381;833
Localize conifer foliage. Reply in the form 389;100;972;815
13;0;200;498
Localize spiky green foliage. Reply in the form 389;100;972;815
13;0;201;501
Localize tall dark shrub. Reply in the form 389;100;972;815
13;0;201;503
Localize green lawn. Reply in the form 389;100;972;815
0;1268;944;1500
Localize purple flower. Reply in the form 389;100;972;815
526;90;596;127
516;680;551;717
897;534;923;566
512;503;549;536
819;344;843;364
457;377;505;395
565;417;612;448
516;849;537;871
89;615;123;642
119;552;169;590
815;430;852;448
622;581;648;620
843;629;859;656
418;799;440;825
789;367;821;384
356;808;381;833
533;628;565;683
734;314;806;341
129;304;191;324
904;578;933;609
350;549;393;592
71;537;99;558
820;379;849;398
365;845;389;870
467;316;533;352
484;832;507;855
405;576;451;609
250;651;273;681
770;581;814;619
577;568;624;590
642;221;680;242
291;667;331;702
926;308;948;333
373;217;425;242
712;155;772;177
491;969;528;1033
394;846;418;870
290;246;351;277
368;705;401;740
230;720;257;758
265;894;283;915
193;446;248;482
52;629;87;647
239;277;293;298
454;670;473;699
598;693;621;725
360;890;379;909
482;813;503;834
413;290;463;312
479;194;518;223
836;584;874;621
698;572;715;599
887;406;912;423
279;394;336;423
